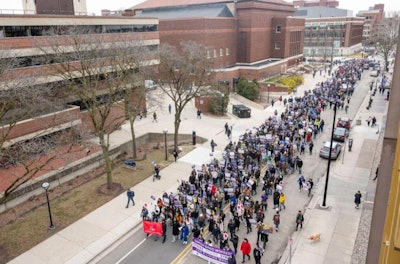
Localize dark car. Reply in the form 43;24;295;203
337;117;351;129
319;141;342;160
333;127;349;142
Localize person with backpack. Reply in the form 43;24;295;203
295;210;304;231
273;210;280;232
126;189;135;208
256;209;264;223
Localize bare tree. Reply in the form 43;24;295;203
373;16;400;72
0;52;80;203
40;28;146;189
117;41;160;160
157;41;215;151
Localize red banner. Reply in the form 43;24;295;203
143;221;163;236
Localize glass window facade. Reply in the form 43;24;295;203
0;24;157;38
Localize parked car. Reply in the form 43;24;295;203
319;141;342;160
370;70;379;77
333;127;349;142
337;117;351;129
363;63;370;70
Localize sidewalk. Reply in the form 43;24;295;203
7;65;377;264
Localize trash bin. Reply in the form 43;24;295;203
356;119;361;125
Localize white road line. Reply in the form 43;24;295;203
115;237;148;264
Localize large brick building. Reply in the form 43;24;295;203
294;6;364;58
0;14;159;145
357;4;385;46
126;0;305;83
22;0;89;15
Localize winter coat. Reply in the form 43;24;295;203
240;240;251;255
172;221;180;236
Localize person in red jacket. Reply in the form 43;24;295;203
240;238;251;263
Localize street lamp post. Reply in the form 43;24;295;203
42;182;55;229
329;40;334;75
163;129;168;160
322;102;337;207
267;84;270;104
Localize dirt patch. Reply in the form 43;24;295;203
97;182;124;196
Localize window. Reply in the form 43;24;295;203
206;49;211;59
276;25;282;33
225;48;230;56
275;42;281;50
213;49;217;58
220;48;223;57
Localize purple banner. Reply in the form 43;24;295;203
192;238;234;264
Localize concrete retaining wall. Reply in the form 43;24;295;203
0;132;206;214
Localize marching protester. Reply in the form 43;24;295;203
240;238;251;263
295;210;304;231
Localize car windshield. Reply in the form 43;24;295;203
334;128;346;135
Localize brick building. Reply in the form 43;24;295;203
22;0;89;15
293;0;339;8
127;0;305;84
357;4;385;46
0;14;159;145
294;7;364;58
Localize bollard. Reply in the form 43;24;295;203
192;131;196;145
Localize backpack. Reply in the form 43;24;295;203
273;214;280;222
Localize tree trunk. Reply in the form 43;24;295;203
174;112;181;151
129;117;137;159
98;134;113;189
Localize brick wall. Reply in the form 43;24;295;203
1;106;81;142
160;18;238;67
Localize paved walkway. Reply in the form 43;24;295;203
8;61;386;264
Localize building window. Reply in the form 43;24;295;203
207;49;211;59
220;48;223;57
226;48;230;56
276;25;282;33
213;49;217;58
275;42;281;50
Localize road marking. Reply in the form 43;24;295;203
170;242;192;264
115;238;147;264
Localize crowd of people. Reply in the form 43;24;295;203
137;58;369;263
